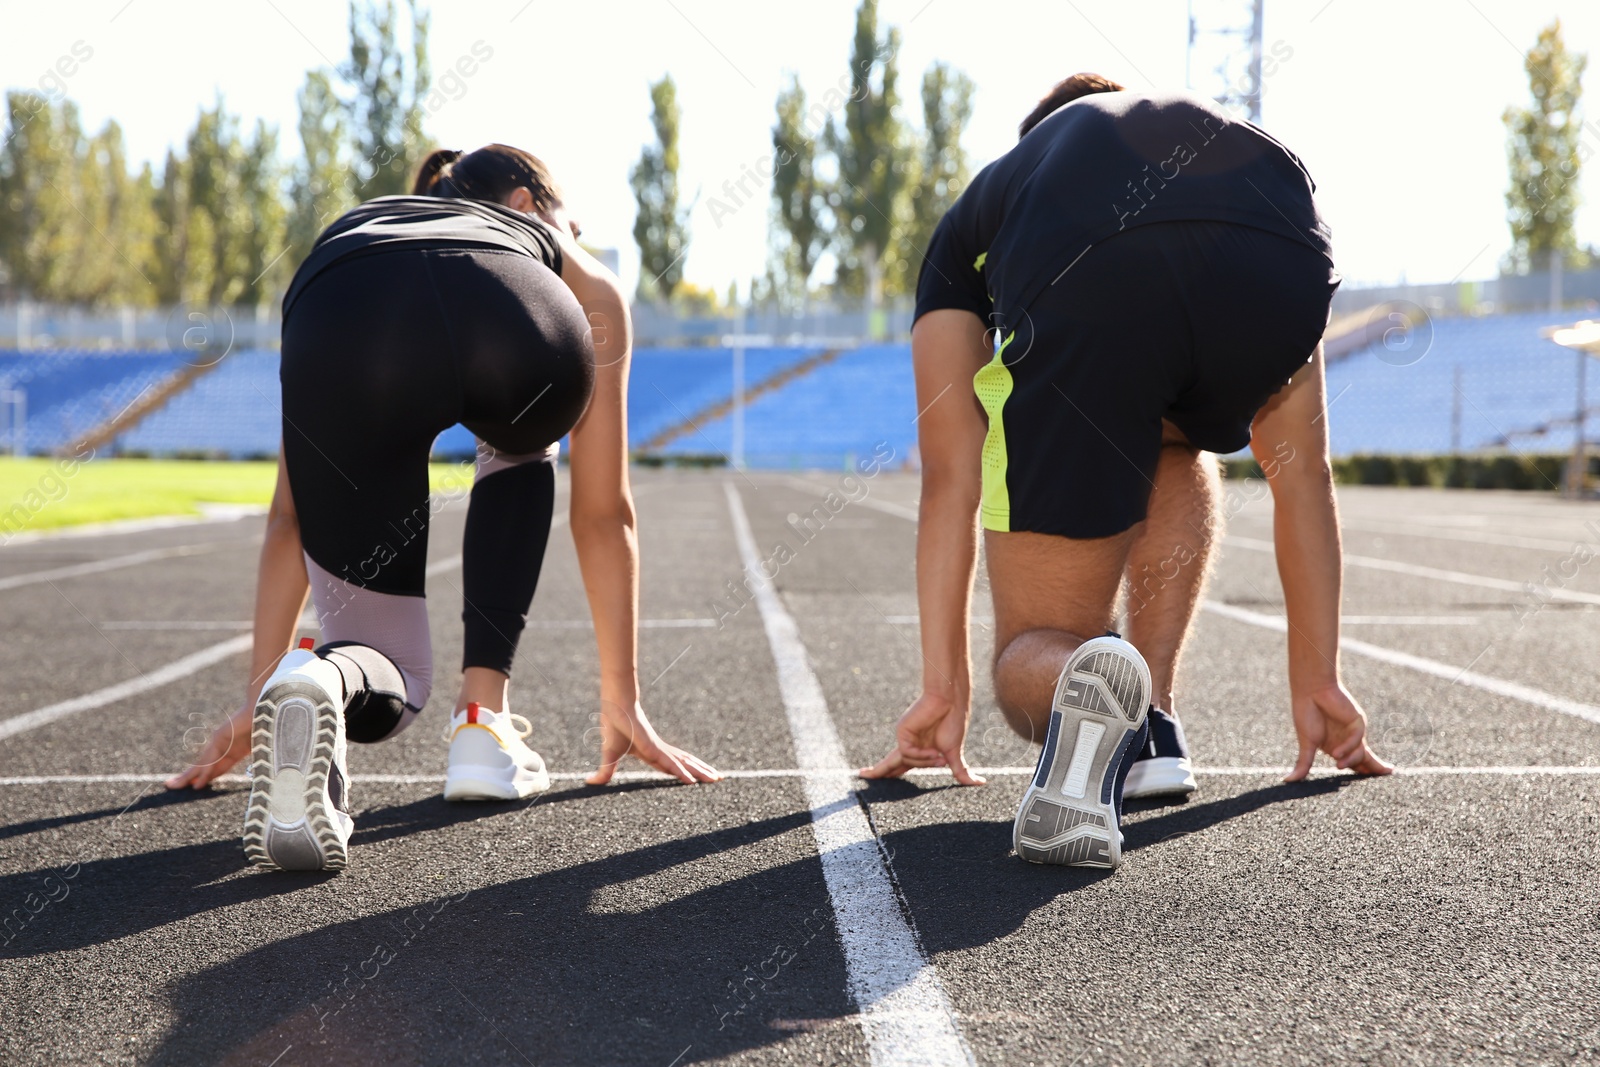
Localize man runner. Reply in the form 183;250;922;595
861;75;1391;868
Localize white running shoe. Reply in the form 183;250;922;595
443;702;550;801
243;639;353;871
1013;634;1151;869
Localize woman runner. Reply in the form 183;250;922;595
168;144;721;870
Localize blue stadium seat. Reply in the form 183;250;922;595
1321;310;1595;456
7;314;1590;466
661;312;1594;469
432;345;826;459
662;344;917;469
119;350;283;457
0;350;188;454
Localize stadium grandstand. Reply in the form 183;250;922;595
1;287;1596;469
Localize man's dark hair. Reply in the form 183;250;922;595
1018;73;1126;139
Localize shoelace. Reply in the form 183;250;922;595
441;711;534;742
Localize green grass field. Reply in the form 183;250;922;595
0;457;477;535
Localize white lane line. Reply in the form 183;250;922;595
883;615;995;625
0;635;253;743
93;617;716;631
7;765;1600;787
0;543;224;592
516;618;716;629
850;497;919;522
425;554;462;577
888;614;1477;627
0;505;268;548
0;515;564;740
1203;601;1600;726
839;498;1597;727
1338;517;1600;555
784;476;921;522
420;513;569;580
1224;535;1600;606
1338;615;1482;626
97;621;256;631
726;482;973;1067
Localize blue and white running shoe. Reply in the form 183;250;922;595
1123;707;1198;799
1013;634;1151;868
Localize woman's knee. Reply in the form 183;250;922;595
320;641;428;743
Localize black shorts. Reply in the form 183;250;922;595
976;220;1337;539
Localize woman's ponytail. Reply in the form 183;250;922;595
412;148;463;195
410;143;562;213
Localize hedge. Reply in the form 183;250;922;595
633;453;728;469
1221;453;1598;490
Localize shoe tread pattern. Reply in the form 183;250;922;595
243;681;347;871
1071;650;1146;722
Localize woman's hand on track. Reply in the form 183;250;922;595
166;704;253;789
586;699;722;786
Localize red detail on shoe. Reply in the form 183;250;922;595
467;702;480;724
298;637;315;650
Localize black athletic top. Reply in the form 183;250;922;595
283;195;563;318
914;90;1332;331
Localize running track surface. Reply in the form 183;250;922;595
1;472;1597;1066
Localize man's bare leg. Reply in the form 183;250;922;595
1121;425;1223;713
987;528;1136;742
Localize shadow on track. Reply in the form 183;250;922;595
3;776;1358;1065
0;786;201;844
863;776;1355;955
0;791;560;960
4;788;853;1066
133;804;850;1067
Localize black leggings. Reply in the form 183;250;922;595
280;247;594;741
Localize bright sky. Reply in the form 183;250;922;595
4;0;1598;298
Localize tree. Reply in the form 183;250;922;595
147;98;286;308
238;120;289;306
1504;18;1589;274
151;148;204;305
74;120;157;306
825;0;914;303
288;69;353;265
0;96;157;306
344;0;432;201
182;99;253;306
0;94;85;302
904;62;974;290
631;75;690;301
769;76;827;304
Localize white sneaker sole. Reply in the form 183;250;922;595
1123;756;1198;799
243;679;351;871
1014;636;1151;869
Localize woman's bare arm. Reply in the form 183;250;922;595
167;446;309;788
555;236;720;785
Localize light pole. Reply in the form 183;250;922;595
1542;320;1600;499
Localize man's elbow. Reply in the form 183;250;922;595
1264;452;1335;498
921;456;982;508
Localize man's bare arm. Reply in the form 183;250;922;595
1250;346;1391;780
